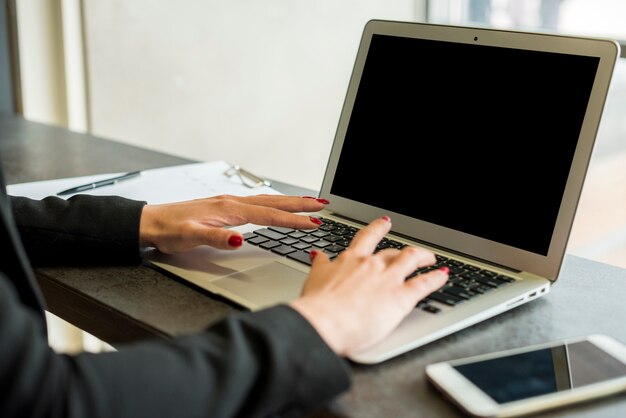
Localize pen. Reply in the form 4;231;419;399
56;171;141;196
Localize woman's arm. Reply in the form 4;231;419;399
0;273;350;418
11;194;146;265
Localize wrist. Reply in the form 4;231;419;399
139;204;159;248
290;297;350;357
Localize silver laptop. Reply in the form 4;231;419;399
145;20;620;364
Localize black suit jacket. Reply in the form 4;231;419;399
0;166;350;418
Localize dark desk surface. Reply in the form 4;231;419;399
2;114;626;417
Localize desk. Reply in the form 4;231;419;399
2;114;626;417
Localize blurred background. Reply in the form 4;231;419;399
10;0;626;265
4;0;626;349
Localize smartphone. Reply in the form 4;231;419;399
426;334;626;417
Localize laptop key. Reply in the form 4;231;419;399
287;250;313;266
279;237;299;246
429;291;464;306
272;245;296;256
450;277;472;288
318;224;337;232
422;305;441;314
475;276;507;288
242;232;257;240
443;285;476;300
312;230;330;238
323;250;338;259
325;244;345;253
248;236;269;245
313;240;332;249
292;242;312;250
255;228;288;241
260;240;280;250
497;274;515;283
376;242;391;250
269;226;296;234
470;284;493;294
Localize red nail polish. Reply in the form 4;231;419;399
228;235;243;247
439;266;450;274
303;196;316;199
310;250;319;260
309;216;323;225
381;215;391;222
316;198;330;205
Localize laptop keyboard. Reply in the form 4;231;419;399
243;217;514;314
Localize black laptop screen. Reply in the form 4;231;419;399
330;34;600;255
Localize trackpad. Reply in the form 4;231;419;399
212;262;307;310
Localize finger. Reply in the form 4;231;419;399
309;248;330;266
347;216;392;257
403;268;449;300
226;194;329;213
385;246;437;280
374;248;401;265
228;202;323;229
299;250;331;297
186;224;245;250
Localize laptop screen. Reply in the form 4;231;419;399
329;34;600;256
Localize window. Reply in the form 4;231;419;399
427;0;626;49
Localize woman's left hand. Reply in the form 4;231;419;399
139;194;327;254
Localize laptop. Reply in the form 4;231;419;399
144;20;620;364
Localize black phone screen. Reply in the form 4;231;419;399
453;340;626;404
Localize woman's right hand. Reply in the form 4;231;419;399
290;216;449;357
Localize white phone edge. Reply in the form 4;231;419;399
425;334;626;418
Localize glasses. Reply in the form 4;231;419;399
223;165;272;189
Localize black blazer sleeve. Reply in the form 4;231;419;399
10;194;146;266
0;275;351;418
2;192;352;417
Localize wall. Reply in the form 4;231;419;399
0;0;13;113
15;0;67;125
83;1;420;190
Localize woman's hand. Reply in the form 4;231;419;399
290;216;449;357
139;194;327;254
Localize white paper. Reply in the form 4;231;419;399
7;161;281;204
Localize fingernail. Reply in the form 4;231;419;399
439;266;450;274
309;216;323;225
316;198;330;205
228;235;243;247
381;215;391;222
310;250;319;260
303;196;316;199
